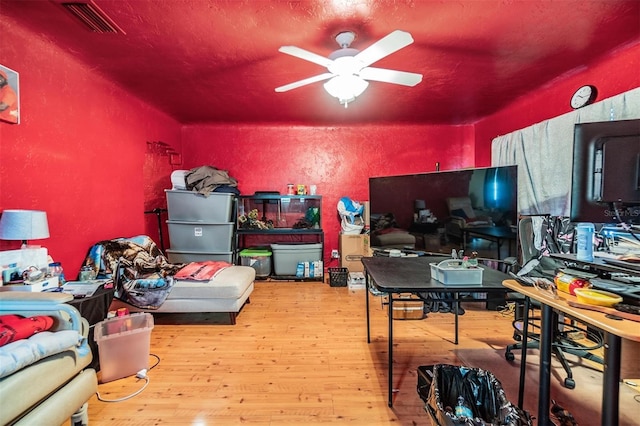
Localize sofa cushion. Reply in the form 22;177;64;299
0;330;79;378
170;265;255;299
447;197;477;219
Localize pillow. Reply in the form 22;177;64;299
0;315;54;347
450;208;468;219
372;213;398;231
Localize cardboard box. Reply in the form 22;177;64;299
385;294;425;320
362;201;370;228
339;233;371;273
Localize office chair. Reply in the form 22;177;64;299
504;216;604;389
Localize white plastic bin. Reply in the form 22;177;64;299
239;248;272;277
167;221;234;251
270;243;322;276
429;259;483;285
94;313;154;383
166;190;234;222
166;249;233;263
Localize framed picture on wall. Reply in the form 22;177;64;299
0;64;20;124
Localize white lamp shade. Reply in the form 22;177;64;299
0;210;50;241
323;75;369;105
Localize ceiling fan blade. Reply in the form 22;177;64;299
359;67;423;86
275;72;335;92
278;46;333;68
354;30;415;68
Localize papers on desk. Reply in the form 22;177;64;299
61;280;108;298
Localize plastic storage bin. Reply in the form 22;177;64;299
239;248;272;277
430;259;483;286
166;190;234;222
167;221;234;251
270;243;322;276
94;313;154;383
166;249;233;263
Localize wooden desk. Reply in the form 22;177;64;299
503;279;640;425
363;256;510;407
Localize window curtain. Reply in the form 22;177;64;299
491;88;640;217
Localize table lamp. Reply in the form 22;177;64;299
0;209;50;248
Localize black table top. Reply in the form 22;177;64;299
361;255;510;293
464;226;517;239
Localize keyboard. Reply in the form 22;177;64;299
603;258;640;272
610;272;640;284
589;278;635;293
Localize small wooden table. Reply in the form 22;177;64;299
503;279;640;426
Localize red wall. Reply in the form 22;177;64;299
1;17;638;279
474;41;640;166
0;17;181;279
181;124;474;260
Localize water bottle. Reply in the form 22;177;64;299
454;395;473;418
48;262;65;285
576;223;595;262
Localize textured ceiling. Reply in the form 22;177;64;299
2;0;639;124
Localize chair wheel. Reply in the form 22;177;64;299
564;378;575;389
505;351;515;361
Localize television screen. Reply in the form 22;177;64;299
369;166;518;234
570;119;640;225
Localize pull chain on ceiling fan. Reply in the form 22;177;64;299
275;30;423;107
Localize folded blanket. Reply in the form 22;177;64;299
83;236;184;309
174;261;231;281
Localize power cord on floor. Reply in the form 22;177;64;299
497;301;516;317
95;353;160;403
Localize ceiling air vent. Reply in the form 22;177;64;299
61;1;125;34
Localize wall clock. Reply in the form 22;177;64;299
570;85;597;109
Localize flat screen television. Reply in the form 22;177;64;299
570;119;640;225
369;166;518;232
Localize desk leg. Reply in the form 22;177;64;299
366;272;371;344
463;230;468;252
388;295;394;407
538;303;554;425
454;292;459;344
517;296;531;408
602;332;621;425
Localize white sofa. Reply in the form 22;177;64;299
111;265;255;324
0;292;97;425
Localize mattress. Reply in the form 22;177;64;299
110;265;256;314
169;265;255;300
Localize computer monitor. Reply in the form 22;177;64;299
570;119;640;225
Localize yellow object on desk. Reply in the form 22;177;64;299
573;288;623;307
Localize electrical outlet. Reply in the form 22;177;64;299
331;249;340;259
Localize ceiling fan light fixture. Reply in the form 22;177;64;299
323;75;369;107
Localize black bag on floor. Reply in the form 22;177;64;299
417;364;532;426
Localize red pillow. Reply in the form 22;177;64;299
0;315;54;347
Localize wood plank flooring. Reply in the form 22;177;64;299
85;279;520;425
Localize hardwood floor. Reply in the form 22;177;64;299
86;279;522;425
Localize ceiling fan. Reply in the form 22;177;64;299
275;30;423;107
